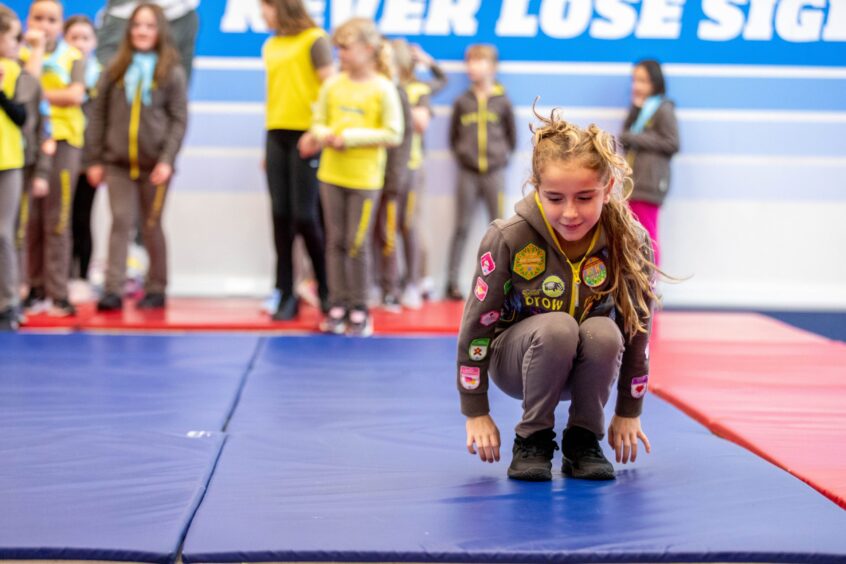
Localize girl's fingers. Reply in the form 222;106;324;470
639;430;652;453
630;434;638;463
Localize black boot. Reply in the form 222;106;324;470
97;292;123;312
561;426;615;481
507;428;558;482
272;295;299;321
137;292;166;310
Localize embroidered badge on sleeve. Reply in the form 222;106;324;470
480;252;496;276
460;366;481;390
474;277;489;302
469;338;491;361
631;375;649;399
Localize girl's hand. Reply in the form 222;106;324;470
86;165;104;187
150;162;173;185
32;177;49;198
24;29;46;50
326;134;345;150
466;414;501;463
608;415;651;464
297;132;320;158
411;44;434;67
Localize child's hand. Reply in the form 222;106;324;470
411;44;434;67
86;165;104;187
24;29;46;50
32;177;49;198
150;162;173;185
608;415;651;464
41;138;57;157
466;414;501;463
326;134;345;151
297;132;320;158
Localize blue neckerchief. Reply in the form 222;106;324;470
124;52;157;106
42;40;72;85
630;95;663;133
83;56;102;103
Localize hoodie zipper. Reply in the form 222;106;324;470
477;94;488;174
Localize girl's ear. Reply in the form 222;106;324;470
603;177;614;204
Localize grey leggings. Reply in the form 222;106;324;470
489;313;624;439
0;168;22;310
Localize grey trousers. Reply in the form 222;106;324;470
447;167;504;286
0;169;22;310
489;313;624;439
375;168;423;294
105;167;170;295
27;142;80;301
319;182;379;309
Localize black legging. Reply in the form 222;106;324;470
71;172;97;280
265;129;328;300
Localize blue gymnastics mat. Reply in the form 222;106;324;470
183;336;846;563
0;429;224;563
0;333;261;432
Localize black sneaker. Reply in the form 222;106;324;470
23;286;47;312
0;307;19;331
97;292;123;312
49;298;77;318
346;308;373;337
507;428;558;482
272;295;298;321
445;283;464;301
137;293;166;310
561;426;615;481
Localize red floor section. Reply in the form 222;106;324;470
21;298;466;334
650;314;846;509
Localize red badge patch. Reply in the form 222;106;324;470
480;252;496;276
631;375;649;399
480;310;500;327
474;277;489;301
460;366;481;390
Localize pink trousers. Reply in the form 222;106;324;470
629;200;660;266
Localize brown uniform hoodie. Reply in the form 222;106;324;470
448;84;516;174
84;65;188;174
620;99;680;206
456;192;654;419
15;71;52;180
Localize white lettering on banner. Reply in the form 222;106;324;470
221;0;325;32
540;0;593;39
332;0;381;23
423;0;481;35
699;0;843;42
381;0;427;33
591;0;639;39
635;0;685;38
496;0;538;36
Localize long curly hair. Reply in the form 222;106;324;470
529;105;660;338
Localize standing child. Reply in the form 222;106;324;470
458;110;657;482
0;5;27;330
445;44;516;301
85;2;188;311
620;59;679;266
65;15;101;283
299;17;403;336
259;0;332;321
20;0;86;316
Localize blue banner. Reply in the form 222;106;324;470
5;0;846;65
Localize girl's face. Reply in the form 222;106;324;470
337;39;373;73
130;8;158;52
260;1;278;30
0;20;22;59
65;22;96;57
466;56;494;85
631;65;653;106
27;1;62;44
537;161;612;244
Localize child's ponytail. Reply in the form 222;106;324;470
376;38;394;81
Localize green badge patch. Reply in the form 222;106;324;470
469;338;491;361
513;243;546;281
541;275;565;298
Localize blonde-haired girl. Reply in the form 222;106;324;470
300;17;403;337
457;108;658;482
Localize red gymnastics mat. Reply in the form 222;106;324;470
20;298;466;334
649;313;846;509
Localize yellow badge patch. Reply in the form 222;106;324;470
513;243;546;281
582;256;608;288
541;275;565;298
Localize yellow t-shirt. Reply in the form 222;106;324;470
404;80;432;171
20;44;86;148
0;58;25;170
314;73;403;190
263;28;328;131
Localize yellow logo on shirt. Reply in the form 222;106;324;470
513;243;546;281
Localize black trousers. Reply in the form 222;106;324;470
71;172;96;280
265;129;328;299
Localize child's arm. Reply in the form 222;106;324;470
84;73;111;186
0;75;27;127
412;46;447;95
448;98;461;153
339;79;403;148
410;84;433;134
22;30;46;77
44;59;85;108
619;102;679;156
299;76;335;157
457;223;511;463
503;98;517;154
151;66;189;185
